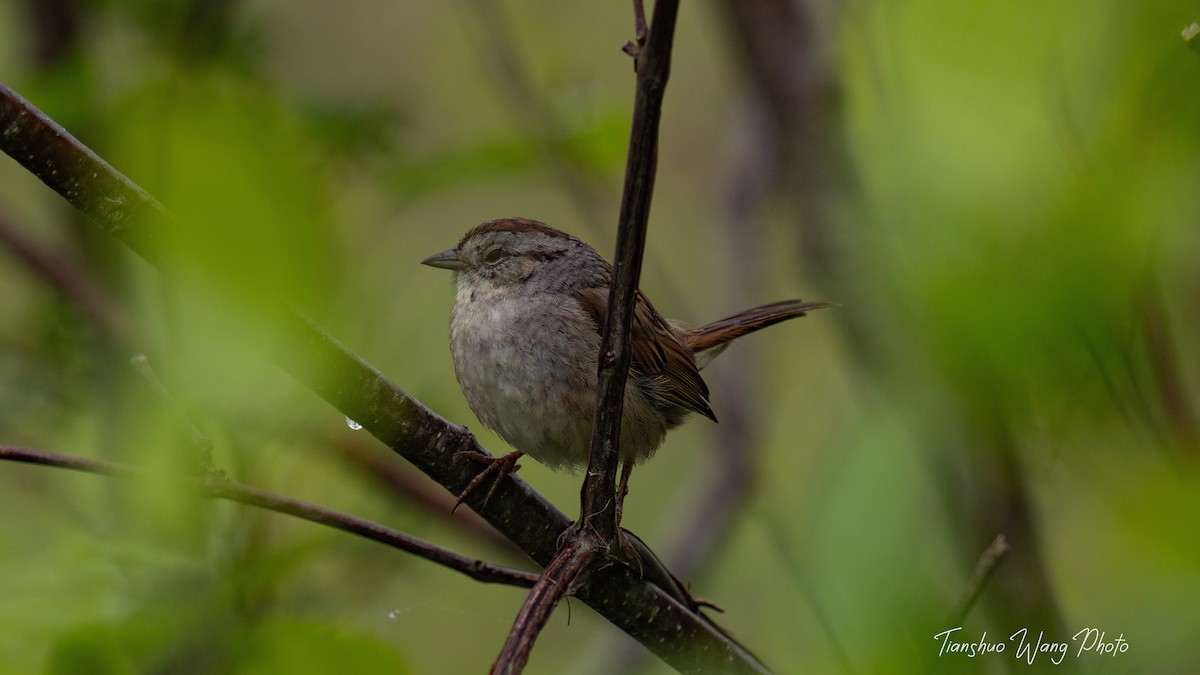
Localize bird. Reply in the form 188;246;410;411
422;217;830;516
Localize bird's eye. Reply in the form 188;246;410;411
483;247;505;264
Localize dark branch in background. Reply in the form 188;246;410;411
725;0;1069;644
1139;289;1200;450
0;82;766;673
0;444;539;588
671;106;775;569
22;0;82;67
720;0;1065;665
0;211;127;337
719;0;852;298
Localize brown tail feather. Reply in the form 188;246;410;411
683;299;832;354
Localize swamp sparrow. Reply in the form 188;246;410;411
422;218;830;510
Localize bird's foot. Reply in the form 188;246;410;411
452;450;523;513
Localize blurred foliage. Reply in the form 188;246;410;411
1;0;1198;674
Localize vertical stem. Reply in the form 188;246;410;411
578;0;680;544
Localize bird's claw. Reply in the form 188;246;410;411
452;450;523;513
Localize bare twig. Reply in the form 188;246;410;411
623;0;648;59
949;533;1010;627
493;535;600;674
632;0;648;43
0;444;540;587
580;0;680;545
579;104;779;673
0;81;767;673
490;2;711;672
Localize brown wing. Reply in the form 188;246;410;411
574;287;716;422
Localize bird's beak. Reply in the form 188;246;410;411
420;248;465;271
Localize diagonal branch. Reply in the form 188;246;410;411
0;81;767;673
0;444;539;587
0;79;572;562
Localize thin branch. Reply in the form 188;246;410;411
623;0;648;59
278;311;574;559
574;98;777;675
632;0;648;44
0;81;768;673
493;535;600;674
491;3;696;672
580;0;680;545
949;533;1010;627
0;444;540;587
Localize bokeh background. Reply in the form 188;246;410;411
2;1;1198;673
